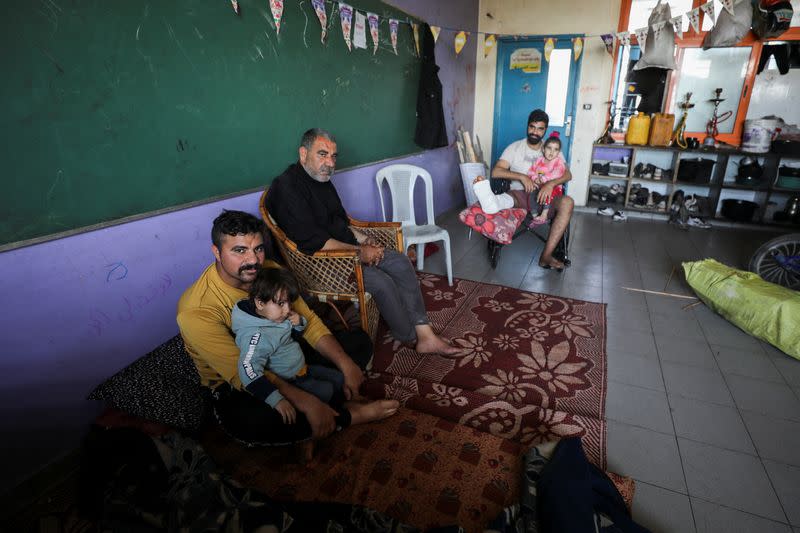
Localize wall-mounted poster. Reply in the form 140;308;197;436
510;48;542;73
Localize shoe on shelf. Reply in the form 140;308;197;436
612;210;627;221
597;206;615;216
657;200;667;211
687;216;711;228
653;168;663;180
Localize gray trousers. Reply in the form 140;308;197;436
362;249;428;343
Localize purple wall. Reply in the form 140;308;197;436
0;0;478;488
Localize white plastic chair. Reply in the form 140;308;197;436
376;164;453;286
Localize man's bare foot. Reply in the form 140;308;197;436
416;335;461;355
472;175;486;184
538;255;565;270
346;399;400;424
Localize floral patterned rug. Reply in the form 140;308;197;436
363;273;608;467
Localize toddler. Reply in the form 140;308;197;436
232;267;346;425
528;133;566;225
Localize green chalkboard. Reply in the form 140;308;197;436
1;0;421;247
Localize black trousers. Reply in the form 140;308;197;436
210;329;372;446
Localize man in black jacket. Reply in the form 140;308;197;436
266;128;458;356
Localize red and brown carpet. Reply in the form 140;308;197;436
202;274;611;532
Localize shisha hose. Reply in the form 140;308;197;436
673;114;688;149
706;110;733;140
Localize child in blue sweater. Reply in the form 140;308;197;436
232;267;345;424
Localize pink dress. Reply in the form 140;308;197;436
528;156;566;206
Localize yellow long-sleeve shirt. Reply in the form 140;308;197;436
176;259;331;390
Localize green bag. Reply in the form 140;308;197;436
682;259;800;360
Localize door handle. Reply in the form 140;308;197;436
565;115;573;137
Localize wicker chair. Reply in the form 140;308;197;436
259;188;403;343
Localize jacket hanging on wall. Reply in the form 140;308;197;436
415;22;448;149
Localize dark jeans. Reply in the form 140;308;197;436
210;329;371;446
290;364;345;403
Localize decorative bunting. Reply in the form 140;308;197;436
634;26;648;51
671;15;684;39
484;34;496;58
270;0;284;34
601;33;616;55
454;31;467;55
312;0;327;43
412;23;420;56
700;1;716;24
230;0;239;15
687;7;701;32
353;10;367;49
572;36;583;61
544;37;555;62
389;18;399;55
430;26;441;43
652;20;666;40
720;0;735;15
616;31;630;47
367;12;379;55
339;2;353;51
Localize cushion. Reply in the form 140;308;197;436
459;203;527;245
88;335;208;431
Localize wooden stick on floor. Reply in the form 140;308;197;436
663;265;676;292
621;286;698;300
682;300;703;311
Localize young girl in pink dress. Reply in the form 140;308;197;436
528;133;565;225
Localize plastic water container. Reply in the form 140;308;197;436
742;118;779;153
459;162;487;206
648;113;675;146
626;112;651;146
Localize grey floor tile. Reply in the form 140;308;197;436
602;285;648;310
679;438;785;521
763;460;800;527
607;420;686;493
606;381;673;433
607;329;659;360
762;341;794;361
646;293;700;315
741;411;800;467
557;282;603;302
655;335;717;369
773;357;800;388
669;395;755;454
632;482;696;533
726;374;800;422
701;322;764;351
713;344;785;383
607;350;665;391
648;309;706;340
692;499;791;533
662;361;734;406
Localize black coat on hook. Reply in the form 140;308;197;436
414;22;448;149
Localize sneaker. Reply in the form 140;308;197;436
687;216;711;228
612;210;627;221
597;206;615;216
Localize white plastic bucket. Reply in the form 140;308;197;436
741;118;779;153
459;162;488;206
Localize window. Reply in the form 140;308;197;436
628;0;694;33
545;49;571;127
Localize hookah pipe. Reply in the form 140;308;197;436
672;92;694;149
595;100;618;144
704;88;732;147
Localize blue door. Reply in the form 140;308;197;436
492;36;583;166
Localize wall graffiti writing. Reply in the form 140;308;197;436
87;273;172;336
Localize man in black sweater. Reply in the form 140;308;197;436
266;128;458;355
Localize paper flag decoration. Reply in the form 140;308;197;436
270;0;284;34
412;23;420;56
339;2;353;51
353;11;367;49
389;19;399;55
367;12;379;54
601;34;615;55
312;0;327;43
652;20;666;40
671;15;684;39
544;37;555;62
230;0;239;14
573;36;583;61
484;34;496;58
454;31;467;55
720;0;735;15
430;26;441;43
687;7;700;32
634;26;648;50
616;31;630;47
700;1;716;24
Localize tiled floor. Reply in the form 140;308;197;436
419;208;800;533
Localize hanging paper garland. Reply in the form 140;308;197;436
389;19;399;55
339;2;353;51
616;31;631;47
572;36;583;61
353;11;367;49
700;1;716;25
454;31;467;55
484;34;496;57
601;33;616;55
430;26;441;43
720;0;735;16
687;7;701;32
412;23;421;56
270;0;284;34
312;0;327;43
544;37;555;62
367;12;379;55
230;0;239;14
634;27;648;50
671;15;684;39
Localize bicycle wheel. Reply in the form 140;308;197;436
748;233;800;290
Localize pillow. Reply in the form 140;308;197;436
88;335;208;431
459;204;528;245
